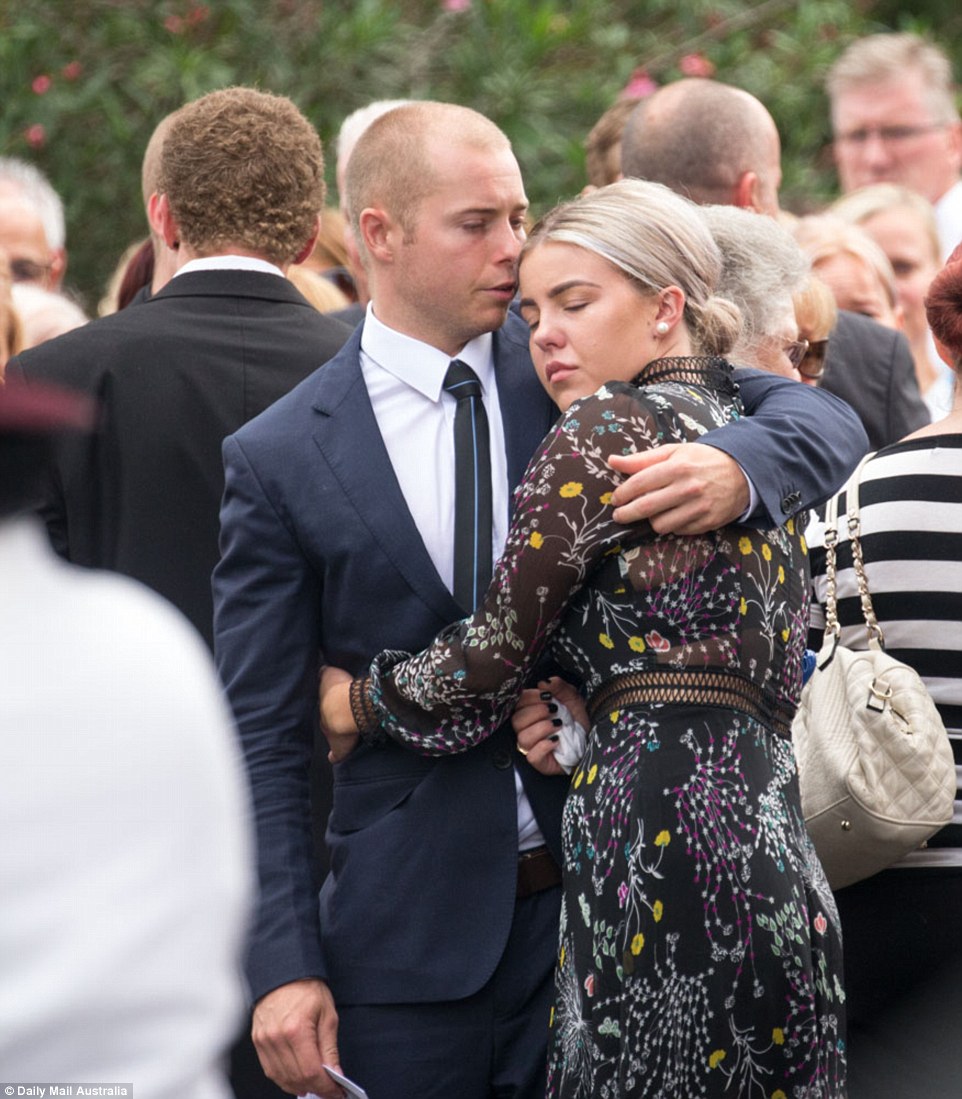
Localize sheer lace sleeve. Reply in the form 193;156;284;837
360;382;665;754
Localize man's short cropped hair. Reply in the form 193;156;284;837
158;87;325;265
344;101;512;246
826;33;960;126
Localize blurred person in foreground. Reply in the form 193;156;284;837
622;76;928;450
318;179;847;1098
806;242;962;1099
213;97;866;1099
0;376;252;1098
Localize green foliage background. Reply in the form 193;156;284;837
2;0;961;307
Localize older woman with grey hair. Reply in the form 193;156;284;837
701;203;812;379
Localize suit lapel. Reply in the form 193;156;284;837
494;316;557;506
310;331;463;624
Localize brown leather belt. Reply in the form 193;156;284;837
517;845;562;898
587;668;793;738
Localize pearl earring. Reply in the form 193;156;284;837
656;321;669;335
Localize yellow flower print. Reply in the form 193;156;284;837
800;535;808;556
599;632;615;649
609;710;620;722
587;764;598;784
709;1050;726;1069
600;491;613;505
549;1005;555;1027
739;597;747;615
559;481;583;498
529;531;544;549
772;1028;785;1046
761;542;772;561
559;946;566;967
573;770;584;788
628;636;646;652
738;536;752;555
773;1091;787;1099
630;933;645;955
778;565;785;584
654;830;671;847
781;628;790;642
653;900;663;922
786;518;795;535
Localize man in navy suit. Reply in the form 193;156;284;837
213;101;868;1099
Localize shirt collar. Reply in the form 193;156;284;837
361;306;495;402
174;255;285;278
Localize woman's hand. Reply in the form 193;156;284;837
318;665;359;763
511;676;589;776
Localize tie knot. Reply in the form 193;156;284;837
443;359;483;401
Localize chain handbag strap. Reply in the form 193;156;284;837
822;452;883;653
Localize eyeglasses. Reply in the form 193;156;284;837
798;338;829;381
783;338;809;371
10;257;53;283
835;123;946;148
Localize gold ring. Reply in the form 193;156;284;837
516;744;529;756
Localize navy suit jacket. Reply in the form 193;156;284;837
213;312;868;1005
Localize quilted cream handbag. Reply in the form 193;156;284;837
792;456;956;891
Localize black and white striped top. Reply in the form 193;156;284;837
809;434;962;867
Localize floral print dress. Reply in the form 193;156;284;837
360;358;846;1098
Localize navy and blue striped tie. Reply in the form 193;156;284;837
443;359;493;612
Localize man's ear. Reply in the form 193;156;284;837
732;171;761;212
154;193;180;250
48;247;67;289
358;206;397;264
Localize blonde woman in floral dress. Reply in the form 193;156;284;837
321;180;846;1098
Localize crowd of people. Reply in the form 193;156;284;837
1;26;960;1099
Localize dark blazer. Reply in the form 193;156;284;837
821;310;929;451
212;313;869;1006
6;269;352;648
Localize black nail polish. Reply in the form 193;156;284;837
547;702;558;714
551;718;563;728
548;734;560;742
540;691;552;701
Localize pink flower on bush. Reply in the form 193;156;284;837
165;14;185;33
32;74;52;95
442;0;471;9
678;53;715;78
25;124;46;149
62;60;83;81
623;69;657;99
186;4;210;26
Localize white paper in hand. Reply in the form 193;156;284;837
300;1065;370;1099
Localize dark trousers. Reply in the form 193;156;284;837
337;885;562;1099
836;866;962;1098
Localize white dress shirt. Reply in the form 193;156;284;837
360;307;545;850
0;518;253;1098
